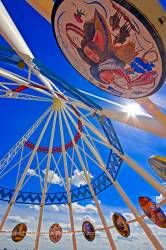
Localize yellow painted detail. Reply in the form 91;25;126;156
52;98;64;110
17;60;25;70
26;0;53;22
153;156;166;163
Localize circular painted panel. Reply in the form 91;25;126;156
139;196;166;228
112;213;130;237
49;223;62;243
82;221;95;241
52;0;166;99
148;156;166;181
11;223;27;243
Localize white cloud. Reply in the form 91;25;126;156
29;205;40;211
8;215;31;224
27;168;39;177
51;204;67;213
42;169;62;185
156;194;165;203
72;202;97;214
155;183;166;203
51;204;60;212
51;202;97;215
92;199;101;205
83;215;96;225
71;169;94;187
122;212;135;221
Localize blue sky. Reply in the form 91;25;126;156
0;0;166;249
160;0;166;10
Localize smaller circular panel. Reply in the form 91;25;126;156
82;221;95;241
49;223;62;243
139;196;166;228
12;223;27;243
112;213;130;237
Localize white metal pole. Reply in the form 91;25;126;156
34;111;57;250
0;68;53;98
0;109;53;231
58;110;77;250
0;90;52;103
71;99;166;138
98;108;166;138
61;108;117;250
0;1;56;96
136;97;166;131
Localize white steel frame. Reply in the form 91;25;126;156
0;2;166;250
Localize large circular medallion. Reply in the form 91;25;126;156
52;0;166;99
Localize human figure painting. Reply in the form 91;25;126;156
52;0;166;99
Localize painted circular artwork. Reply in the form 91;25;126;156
52;0;166;99
49;223;62;243
82;221;95;241
139;196;166;228
112;213;130;237
11;223;27;242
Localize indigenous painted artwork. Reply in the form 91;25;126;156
139;197;166;228
52;0;166;99
148;156;166;181
112;213;130;237
82;221;95;241
49;223;62;243
11;223;27;242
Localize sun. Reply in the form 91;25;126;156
122;103;145;117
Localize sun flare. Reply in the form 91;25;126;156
122;103;145;117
